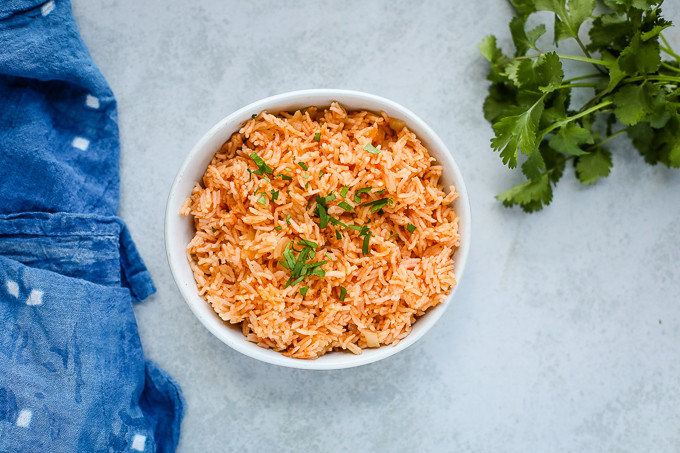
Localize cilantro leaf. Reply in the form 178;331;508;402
618;32;661;75
509;14;547;56
491;98;545;167
496;172;553;212
614;84;649;126
548;123;593;155
535;0;596;43
575;147;613;185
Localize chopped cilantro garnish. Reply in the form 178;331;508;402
364;143;380;154
314;132;321;142
406;223;416;233
263;175;271;182
329;217;347;228
319;170;324;178
300;286;309;296
358;225;370;237
325;252;334;261
274;226;282;231
340;185;349;197
257;193;267;205
338;201;353;211
271;189;279;201
247;169;252;181
298;240;318;250
253;187;259;195
304;182;309;189
286;214;291;225
376;188;386;195
303;174;310;179
362;198;391;212
249;152;273;175
325;193;336;203
284;168;293;172
251;114;257;119
388;230;398;240
335;230;342;240
346;224;363;231
278;174;292;181
339;286;347;301
354;187;372;204
211;227;217;233
297;161;308;171
362;231;372;255
317;203;329;228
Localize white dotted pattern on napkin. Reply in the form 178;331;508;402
16;409;32;428
6;280;19;298
72;137;90;151
41;1;55;16
131;434;146;451
85;94;100;109
26;290;43;306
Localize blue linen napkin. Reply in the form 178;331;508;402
0;1;184;451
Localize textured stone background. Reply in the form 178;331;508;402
72;1;680;451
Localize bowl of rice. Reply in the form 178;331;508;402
165;89;471;370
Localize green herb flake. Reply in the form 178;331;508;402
338;201;353;212
376;188;386;195
249;152;273;175
335;230;342;240
406;223;416;233
297;161;308;171
271;190;279;201
300;286;309;296
362;198;391;212
274;226;282;231
286;214;291;225
314;132;321;142
247;169;252;181
362;231;372;255
278;174;293;181
354;187;372;204
211;227;217;233
251;114;257;119
304;182;309;189
325;252;334;261
364;143;381;154
263;175;271;182
319;170;324;178
346;224;363;232
257;193;267;205
388;230;398;240
339;286;347;301
329;217;348;228
340;186;349;197
318;203;330;229
298;240;318;250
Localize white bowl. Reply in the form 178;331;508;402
165;89;471;370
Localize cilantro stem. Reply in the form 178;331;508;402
539;100;613;138
660;34;680;62
595;129;627;146
557;83;598;89
661;62;680;75
624;75;680;84
511;53;610;67
573;35;607;76
563;73;602;83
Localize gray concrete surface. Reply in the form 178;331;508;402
72;1;680;451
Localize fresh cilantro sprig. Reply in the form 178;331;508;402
480;0;680;212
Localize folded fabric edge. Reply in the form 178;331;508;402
142;361;186;453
